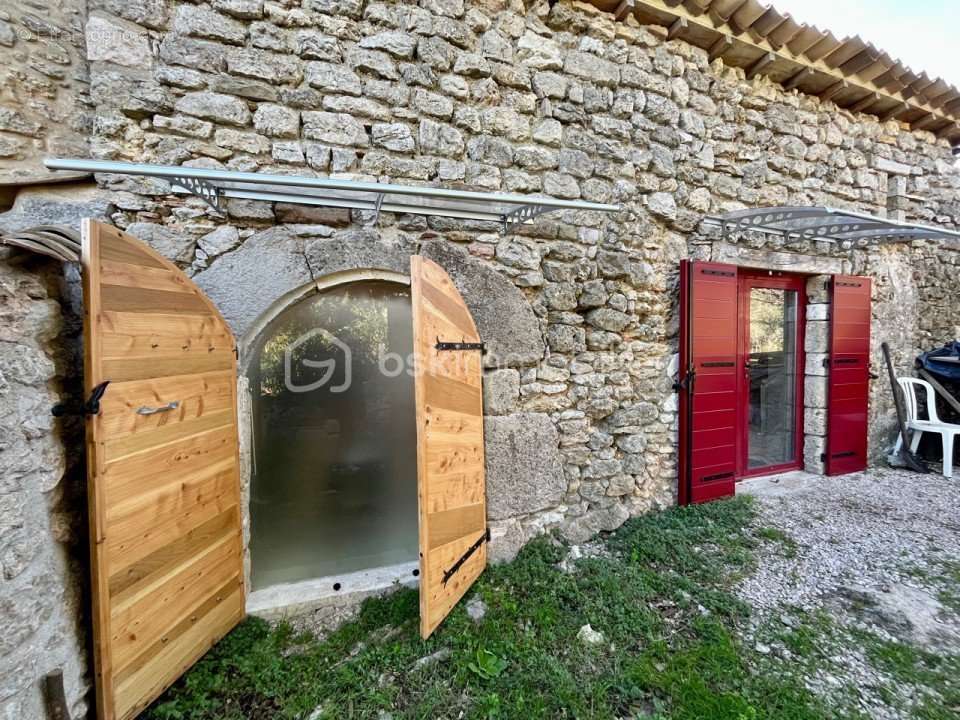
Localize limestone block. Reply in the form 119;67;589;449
227;47;302;84
804;375;828;409
253;104;299;138
418;118;464;156
85;13;153;68
805;320;829;353
805;352;828;377
560;502;630;543
806;303;829;321
804;407;828;436
125;222;196;265
807;275;831;304
359;31;417;59
803;434;826;474
193;227;311;336
484;413;564;520
483;369;520;416
422;240;545;366
175;91;251;127
487;518;525;563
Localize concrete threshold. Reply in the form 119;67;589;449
738;470;823;498
247;560;420;620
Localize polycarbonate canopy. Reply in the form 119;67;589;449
703;206;960;245
44;158;619;233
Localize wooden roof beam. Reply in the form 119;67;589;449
614;0;635;22
880;102;909;122
819;80;849;102
783;67;814;90
708;34;733;61
746;51;776;80
850;92;882;114
667;16;688;40
936;123;960;139
912;114;939;132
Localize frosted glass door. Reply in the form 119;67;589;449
248;281;418;589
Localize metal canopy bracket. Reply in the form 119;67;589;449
703;205;960;246
171;175;221;212
44;158;619;234
502;203;552;233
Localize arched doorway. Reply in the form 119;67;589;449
244;272;419;590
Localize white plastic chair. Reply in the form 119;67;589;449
892;377;960;478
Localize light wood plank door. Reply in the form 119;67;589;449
81;220;245;720
410;256;487;639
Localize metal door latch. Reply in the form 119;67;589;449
51;381;110;417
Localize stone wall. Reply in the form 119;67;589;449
0;0;92;187
74;0;960;550
0;248;88;719
0;0;959;714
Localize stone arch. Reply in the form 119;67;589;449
192;226;545;367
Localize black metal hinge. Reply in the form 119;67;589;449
435;339;486;354
51;380;110;417
442;528;490;586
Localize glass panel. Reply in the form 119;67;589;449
248;280;418;589
747;288;799;470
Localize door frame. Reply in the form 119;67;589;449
735;269;808;480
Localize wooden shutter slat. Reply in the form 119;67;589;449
411;256;487;639
82;220;244;720
98;370;235;438
678;260;739;505
100;260;195;294
100;284;212;314
102;352;235;383
825;274;872;476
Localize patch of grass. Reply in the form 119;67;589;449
139;497;880;720
753;526;798;558
855;631;960;719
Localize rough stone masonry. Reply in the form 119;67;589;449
0;0;959;716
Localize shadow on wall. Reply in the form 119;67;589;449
0;239;92;719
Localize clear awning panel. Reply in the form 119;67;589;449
44;158;619;233
703;206;960;245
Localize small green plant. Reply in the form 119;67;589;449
467;648;508;680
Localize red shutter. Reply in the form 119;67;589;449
825;274;872;475
678;260;738;505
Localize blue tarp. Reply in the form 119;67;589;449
917;341;960;381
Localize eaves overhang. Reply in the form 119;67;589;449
586;0;960;146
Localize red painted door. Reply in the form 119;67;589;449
825;274;872;475
678;260;738;505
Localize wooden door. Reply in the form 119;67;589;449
825;274;872;475
410;256;487;639
678;260;738;505
82;220;244;720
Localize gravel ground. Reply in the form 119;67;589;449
736;467;960;719
737;467;960;618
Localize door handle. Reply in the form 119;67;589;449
136;401;180;415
